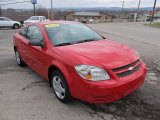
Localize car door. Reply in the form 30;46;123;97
18;27;29;62
0;18;5;27
25;25;48;77
2;17;13;27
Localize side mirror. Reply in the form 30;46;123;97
28;40;45;47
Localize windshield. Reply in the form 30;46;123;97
45;23;103;46
28;16;39;20
5;18;12;21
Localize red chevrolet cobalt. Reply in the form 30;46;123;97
13;21;147;103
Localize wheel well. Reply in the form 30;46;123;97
13;23;19;26
13;23;19;29
14;46;17;52
48;65;61;86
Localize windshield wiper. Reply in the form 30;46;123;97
55;39;98;46
74;39;98;44
55;43;73;47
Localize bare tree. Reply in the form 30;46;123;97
52;11;66;20
36;5;48;18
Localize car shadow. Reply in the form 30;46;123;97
0;28;13;30
77;83;160;120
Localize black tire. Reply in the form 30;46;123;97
51;70;72;103
13;24;20;29
15;49;25;67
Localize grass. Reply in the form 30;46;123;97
145;22;160;28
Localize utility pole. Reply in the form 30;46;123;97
137;0;141;19
121;1;125;18
51;0;53;20
33;3;36;16
48;10;50;19
121;1;125;13
0;5;2;17
150;0;157;24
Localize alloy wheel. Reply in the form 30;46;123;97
15;51;20;65
52;75;65;99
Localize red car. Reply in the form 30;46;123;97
13;21;147;103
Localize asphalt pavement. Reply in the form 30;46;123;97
89;22;160;71
0;23;160;120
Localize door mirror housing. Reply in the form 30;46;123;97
28;40;45;47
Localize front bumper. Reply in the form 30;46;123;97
70;61;147;103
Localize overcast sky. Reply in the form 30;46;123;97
1;0;160;9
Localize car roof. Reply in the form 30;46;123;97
30;16;45;17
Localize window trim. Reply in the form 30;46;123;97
19;27;28;38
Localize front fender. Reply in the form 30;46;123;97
50;60;73;87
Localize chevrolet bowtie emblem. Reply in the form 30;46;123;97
128;67;134;71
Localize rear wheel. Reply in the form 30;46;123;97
13;24;20;29
15;49;25;67
51;70;72;103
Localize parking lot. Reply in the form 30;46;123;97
0;22;160;120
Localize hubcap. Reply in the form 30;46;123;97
15;51;20;64
52;76;65;99
14;25;19;29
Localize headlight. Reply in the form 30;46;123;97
75;65;110;81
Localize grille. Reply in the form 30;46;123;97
112;59;140;77
112;59;140;72
117;65;140;77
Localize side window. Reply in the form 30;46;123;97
19;28;27;37
26;26;43;41
3;18;10;21
0;18;4;21
40;17;42;21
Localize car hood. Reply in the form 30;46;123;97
57;39;139;69
12;21;20;24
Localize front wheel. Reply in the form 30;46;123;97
13;24;20;29
51;70;72;103
15;50;25;67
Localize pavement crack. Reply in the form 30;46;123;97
83;94;160;120
85;110;106;120
22;81;48;91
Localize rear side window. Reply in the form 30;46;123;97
26;26;43;41
40;17;45;21
40;17;43;21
